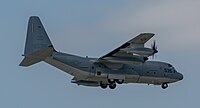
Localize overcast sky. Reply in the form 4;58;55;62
0;0;199;108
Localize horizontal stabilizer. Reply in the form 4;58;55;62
19;47;53;67
19;57;42;66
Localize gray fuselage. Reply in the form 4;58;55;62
44;52;183;86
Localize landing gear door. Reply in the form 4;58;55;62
108;74;125;80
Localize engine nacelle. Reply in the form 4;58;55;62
120;47;154;57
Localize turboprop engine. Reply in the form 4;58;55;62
120;40;158;57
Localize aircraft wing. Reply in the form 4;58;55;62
98;33;154;64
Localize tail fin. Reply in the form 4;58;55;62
19;16;55;67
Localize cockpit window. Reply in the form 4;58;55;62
168;64;173;67
164;64;176;73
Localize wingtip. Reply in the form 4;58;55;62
30;16;39;18
140;33;155;36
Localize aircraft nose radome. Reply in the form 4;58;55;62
178;73;183;80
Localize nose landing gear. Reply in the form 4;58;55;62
161;83;168;89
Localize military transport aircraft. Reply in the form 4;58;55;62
20;16;183;89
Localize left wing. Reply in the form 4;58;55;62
98;33;154;64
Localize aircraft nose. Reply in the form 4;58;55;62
177;73;183;80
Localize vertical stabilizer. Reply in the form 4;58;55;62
20;16;54;66
25;16;53;54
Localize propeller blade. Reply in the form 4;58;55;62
151;40;158;54
151;40;158;59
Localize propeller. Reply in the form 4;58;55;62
151;40;158;59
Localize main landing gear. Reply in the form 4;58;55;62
100;79;124;89
100;83;108;89
161;83;168;89
100;82;117;89
109;83;116;89
108;79;124;84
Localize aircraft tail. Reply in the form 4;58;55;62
19;16;55;67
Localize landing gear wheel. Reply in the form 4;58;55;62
100;82;107;89
116;79;124;84
161;83;168;89
109;83;117;89
108;79;115;83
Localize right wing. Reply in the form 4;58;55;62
98;33;154;64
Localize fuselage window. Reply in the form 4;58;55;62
97;71;101;76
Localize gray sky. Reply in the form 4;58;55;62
0;0;199;108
